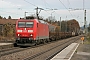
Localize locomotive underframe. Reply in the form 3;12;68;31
14;37;49;46
15;38;36;46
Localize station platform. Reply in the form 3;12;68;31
0;43;13;46
51;43;79;60
0;43;13;49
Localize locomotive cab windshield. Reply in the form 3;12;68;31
18;21;33;28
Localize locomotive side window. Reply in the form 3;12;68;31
26;22;33;27
18;22;25;27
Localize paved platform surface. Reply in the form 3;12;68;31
51;39;90;60
0;43;13;46
71;40;90;60
0;43;13;49
51;43;79;60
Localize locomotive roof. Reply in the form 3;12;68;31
17;19;38;22
17;19;48;24
39;20;48;24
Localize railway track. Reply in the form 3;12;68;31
0;36;80;60
24;36;79;60
0;43;48;57
0;47;31;57
0;40;54;57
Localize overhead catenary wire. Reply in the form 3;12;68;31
42;0;74;18
0;10;22;16
0;8;30;18
0;0;43;19
67;0;71;9
23;0;51;16
40;1;54;15
67;0;76;18
42;0;56;15
43;0;52;9
0;0;24;17
1;0;77;19
23;0;37;7
1;0;59;19
58;0;74;18
41;0;60;17
0;0;36;17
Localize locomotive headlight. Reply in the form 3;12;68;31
17;30;22;32
18;34;20;36
30;34;33;36
28;30;33;33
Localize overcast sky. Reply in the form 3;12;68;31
0;0;90;27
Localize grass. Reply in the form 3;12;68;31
85;38;90;44
85;32;90;44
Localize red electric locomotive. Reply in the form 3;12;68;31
14;19;49;46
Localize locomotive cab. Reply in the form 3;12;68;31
15;19;38;46
15;19;49;46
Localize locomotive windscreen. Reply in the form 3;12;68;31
18;22;33;28
26;22;33;27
